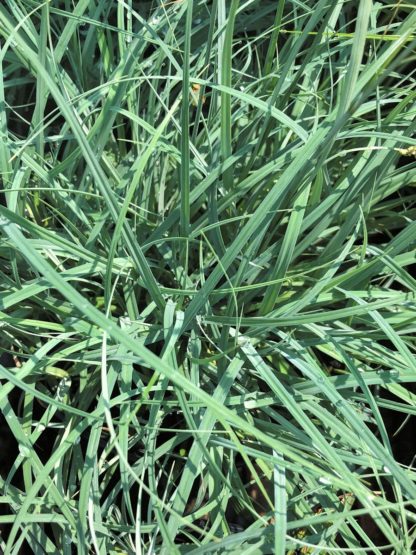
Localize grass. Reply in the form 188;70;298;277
0;0;415;553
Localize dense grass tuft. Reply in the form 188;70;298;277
1;1;416;553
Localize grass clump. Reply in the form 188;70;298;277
0;1;416;553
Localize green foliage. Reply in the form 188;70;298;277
0;1;415;553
